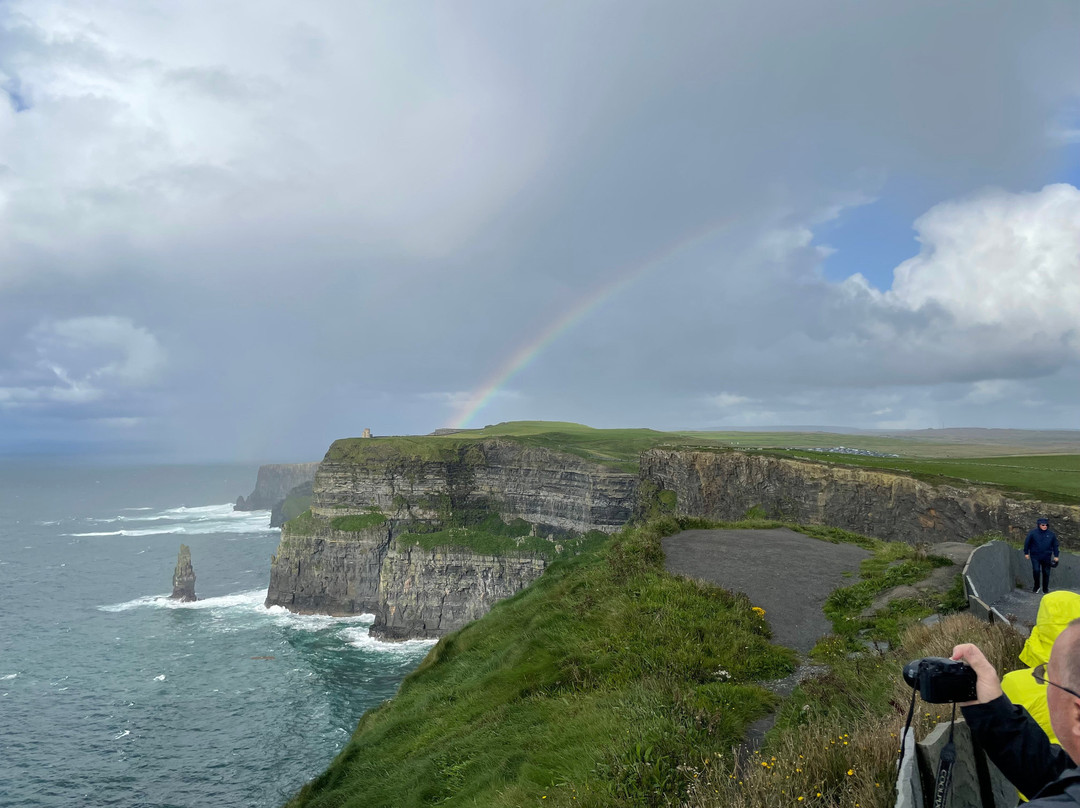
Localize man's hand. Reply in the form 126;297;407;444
1025;554;1030;560
951;643;1003;705
1054;557;1059;563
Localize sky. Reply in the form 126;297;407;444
0;1;1079;462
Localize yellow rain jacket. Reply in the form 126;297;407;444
1000;592;1080;749
1019;591;1080;668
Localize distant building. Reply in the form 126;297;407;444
361;428;373;438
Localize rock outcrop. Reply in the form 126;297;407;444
265;437;627;639
265;520;391;615
265;512;549;639
641;449;1078;546
371;543;547;640
171;544;197;602
236;463;319;512
312;438;636;533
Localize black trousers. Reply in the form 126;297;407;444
1031;557;1052;591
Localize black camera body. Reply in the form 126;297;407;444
903;657;978;703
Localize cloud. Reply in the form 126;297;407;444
845;184;1080;375
0;315;164;411
0;1;1078;458
709;392;752;409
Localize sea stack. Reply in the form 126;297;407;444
170;544;197;602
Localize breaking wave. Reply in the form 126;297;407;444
68;504;273;537
97;590;402;641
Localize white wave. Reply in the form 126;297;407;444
263;605;375;631
154;675;166;681
100;590;374;631
113;730;130;740
69;503;273;537
0;673;16;681
100;589;267;612
339;626;437;654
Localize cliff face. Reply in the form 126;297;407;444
265;521;390;615
370;542;547;640
265;437;622;639
312;438;636;533
641;449;1079;545
265;514;548;638
236;463;320;512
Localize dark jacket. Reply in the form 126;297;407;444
963;694;1080;804
1026;528;1061;560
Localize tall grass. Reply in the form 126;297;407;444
688;614;1025;808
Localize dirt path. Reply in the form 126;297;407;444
662;528;872;654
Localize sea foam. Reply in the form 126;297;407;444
68;503;273;537
99;590;377;633
339;627;437;655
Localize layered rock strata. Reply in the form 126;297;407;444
266;438;625;638
171;544;197;602
236;463;319;512
265;514;548;638
312;438;636;533
641;449;1078;546
370;543;547;640
265;521;391;615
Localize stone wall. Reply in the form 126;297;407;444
641;449;1079;546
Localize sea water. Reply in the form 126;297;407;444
0;462;435;807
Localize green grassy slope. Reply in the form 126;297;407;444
283;517;982;808
285;519;797;808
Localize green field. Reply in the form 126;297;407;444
776;450;1080;504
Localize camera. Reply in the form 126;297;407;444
902;657;978;703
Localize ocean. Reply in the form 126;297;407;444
0;462;435;808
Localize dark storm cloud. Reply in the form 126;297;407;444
0;0;1078;459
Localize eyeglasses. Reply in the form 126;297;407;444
1033;663;1080;700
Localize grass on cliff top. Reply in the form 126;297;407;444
285;516;1006;808
323;421;1080;501
772;449;1080;505
285;517;798;808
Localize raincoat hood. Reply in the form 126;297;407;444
1019;591;1080;668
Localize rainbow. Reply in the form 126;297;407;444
450;217;734;429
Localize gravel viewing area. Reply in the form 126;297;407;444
661;527;871;653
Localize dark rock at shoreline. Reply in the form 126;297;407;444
171;544;197;602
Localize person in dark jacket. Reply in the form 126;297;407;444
1026;516;1061;594
953;623;1080;805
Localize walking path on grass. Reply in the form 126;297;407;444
661;527;871;654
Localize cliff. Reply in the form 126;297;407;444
370;541;547;640
312;437;636;533
265;517;390;615
235;463;319;512
641;448;1079;545
265;511;550;638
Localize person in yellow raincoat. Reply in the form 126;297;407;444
1001;591;1080;747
